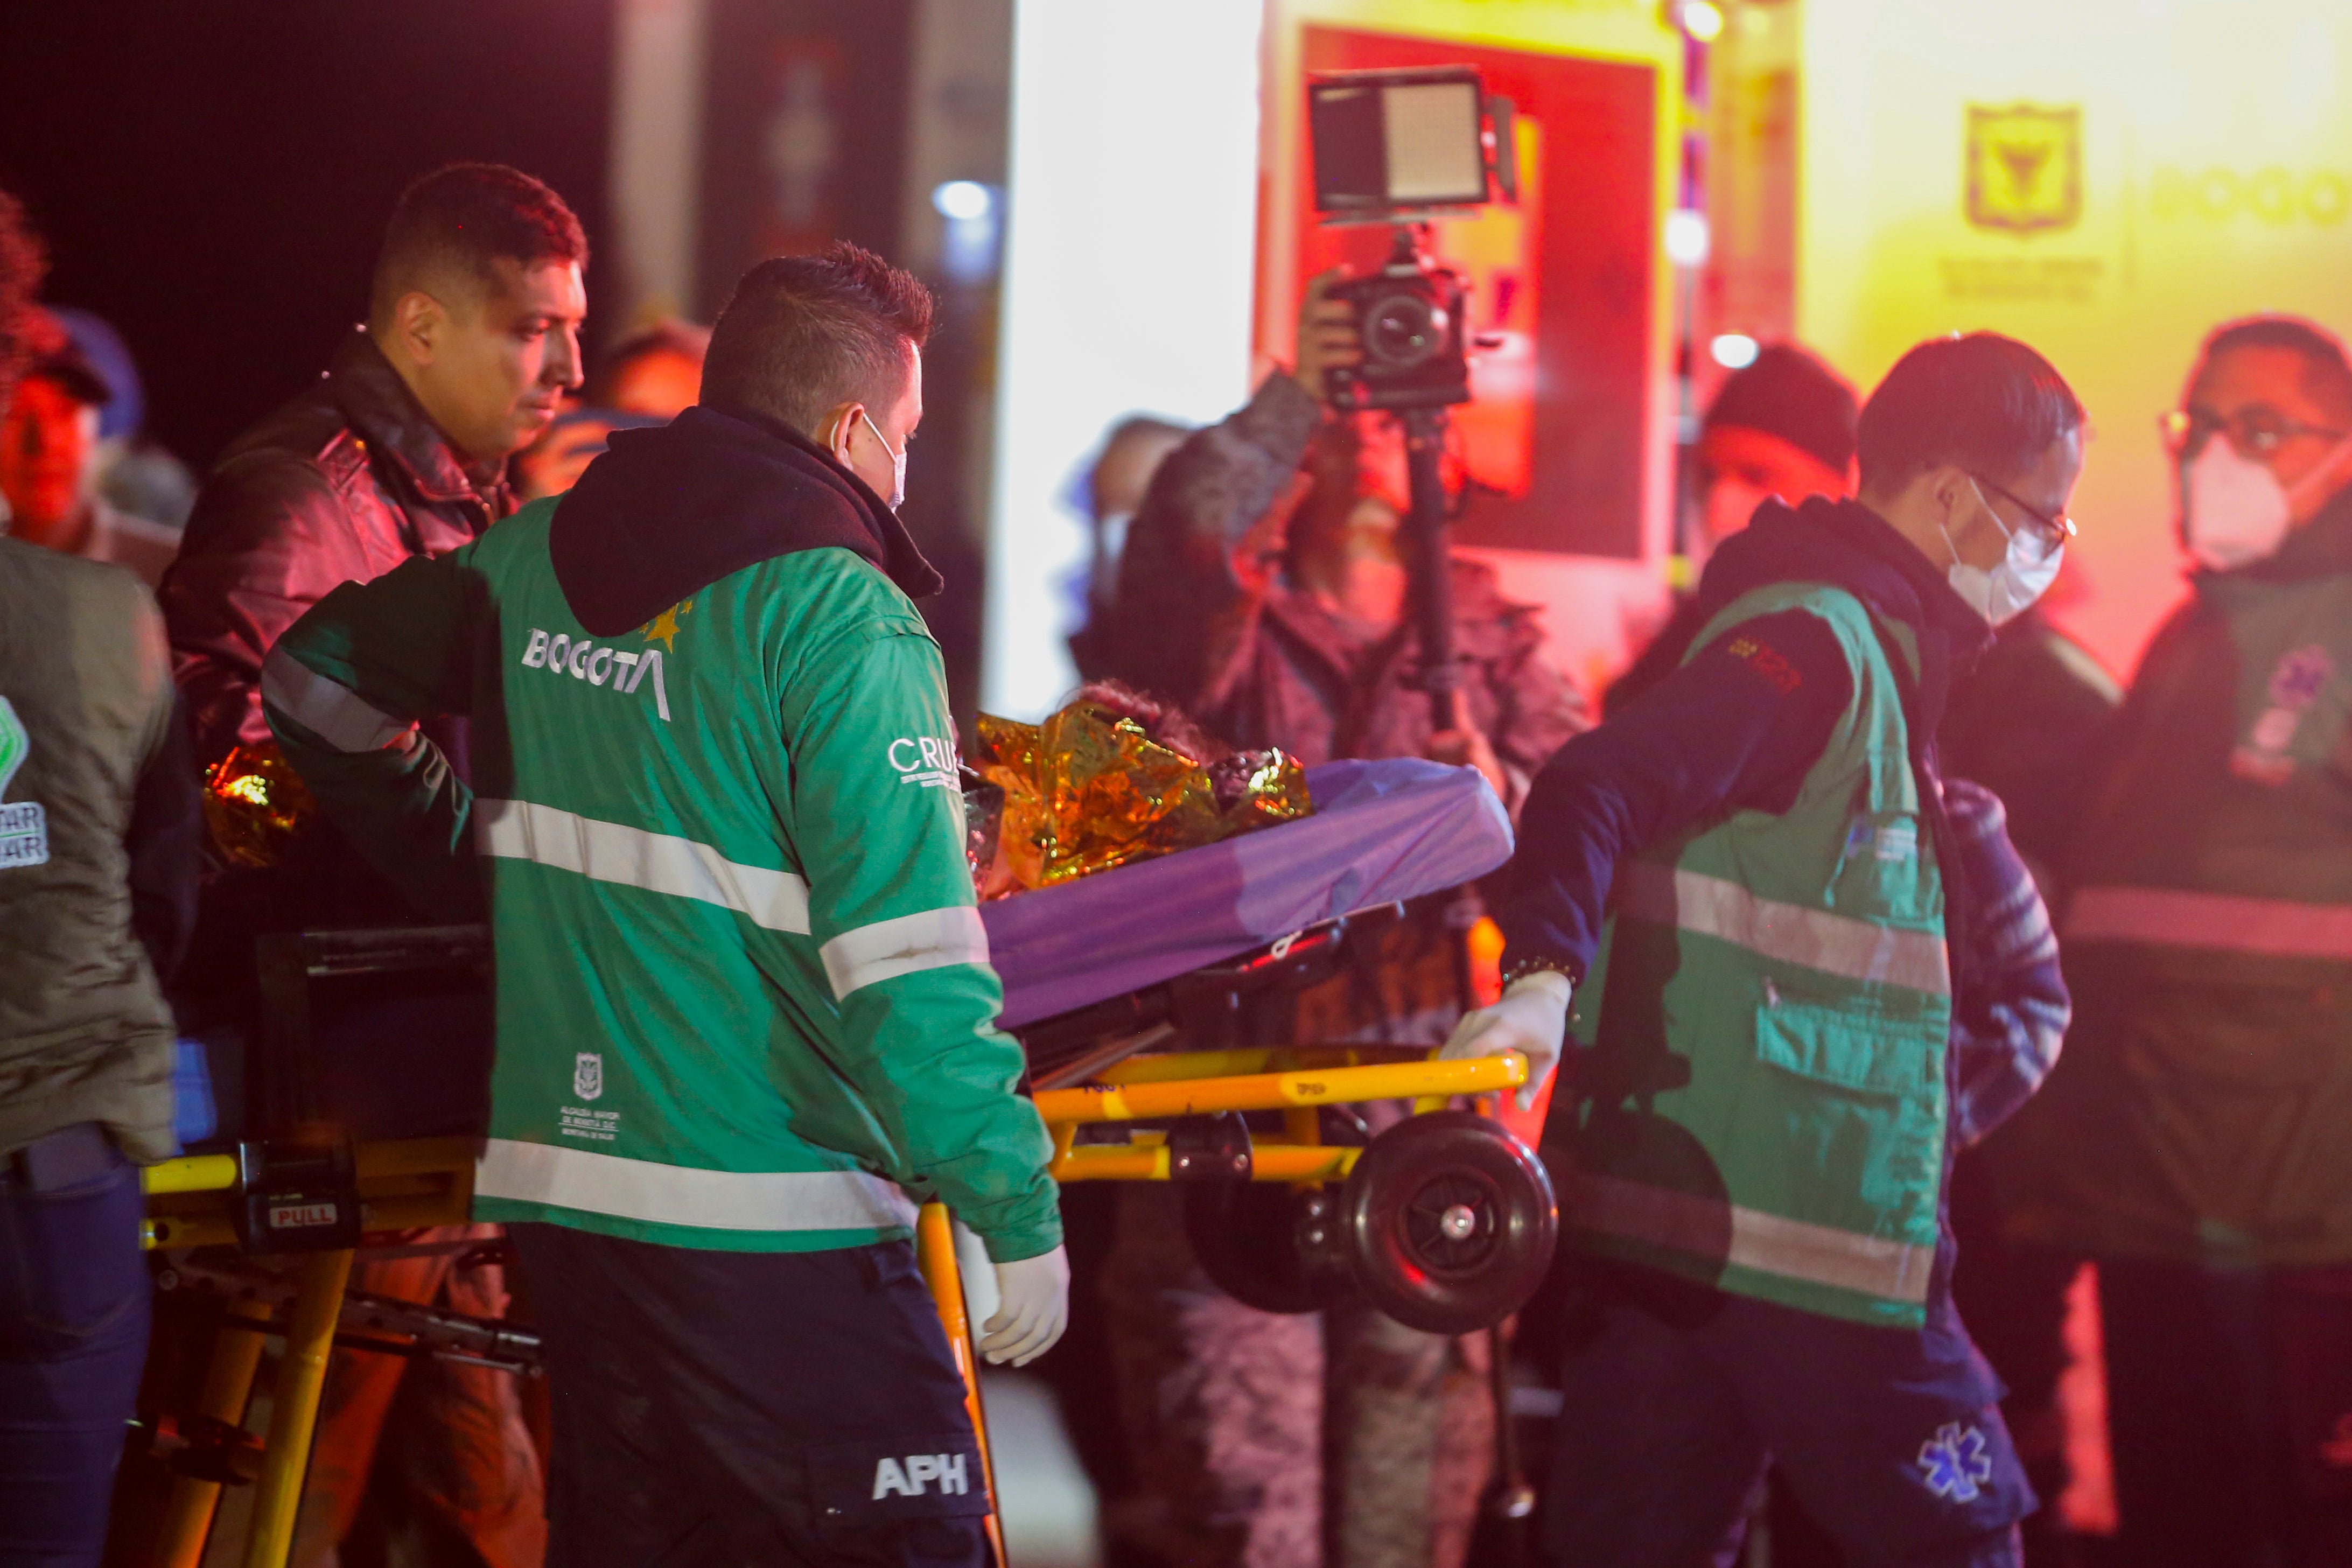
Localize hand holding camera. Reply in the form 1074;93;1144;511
1293;268;1363;407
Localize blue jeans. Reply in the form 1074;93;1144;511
0;1136;151;1567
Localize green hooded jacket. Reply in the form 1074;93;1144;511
265;411;1059;1262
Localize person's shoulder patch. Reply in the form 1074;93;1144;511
1721;633;1804;696
0;697;50;870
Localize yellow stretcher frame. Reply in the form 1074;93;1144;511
137;1048;1523;1568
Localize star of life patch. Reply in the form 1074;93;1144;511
2233;643;2337;785
1916;1421;1994;1502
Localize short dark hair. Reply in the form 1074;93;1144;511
2197;314;2352;419
1704;344;1858;475
1857;332;2084;493
0;186;47;412
368;163;588;326
701;242;934;437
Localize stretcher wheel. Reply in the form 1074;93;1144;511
1183;1180;1341;1314
1337;1111;1557;1335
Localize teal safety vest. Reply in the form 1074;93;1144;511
1566;582;1953;1328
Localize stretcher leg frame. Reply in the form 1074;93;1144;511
916;1202;1007;1567
154;1299;274;1568
240;1248;354;1568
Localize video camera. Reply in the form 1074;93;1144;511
1307;66;1519;413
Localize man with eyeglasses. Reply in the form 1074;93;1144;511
2000;314;2352;1567
1440;332;2081;1565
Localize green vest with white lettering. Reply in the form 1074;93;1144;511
1566;582;1952;1328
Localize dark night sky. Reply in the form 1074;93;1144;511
0;1;615;467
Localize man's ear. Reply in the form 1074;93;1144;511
386;290;448;369
1928;464;1972;527
821;401;863;463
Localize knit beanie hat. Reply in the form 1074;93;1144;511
1702;344;1857;475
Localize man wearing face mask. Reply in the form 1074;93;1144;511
1998;315;2352;1568
260;242;1065;1566
1445;333;2083;1567
1608;344;1859;716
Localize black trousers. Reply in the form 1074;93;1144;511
2099;1256;2352;1568
1545;1267;2032;1568
513;1224;990;1568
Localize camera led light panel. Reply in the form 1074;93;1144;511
1310;68;1490;214
1381;81;1485;204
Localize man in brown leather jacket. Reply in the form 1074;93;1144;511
158;162;587;1568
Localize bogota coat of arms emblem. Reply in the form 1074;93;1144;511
1965;103;2083;233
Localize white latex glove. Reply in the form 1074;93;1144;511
979;1245;1070;1368
1440;970;1572;1111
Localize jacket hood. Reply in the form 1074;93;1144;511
1698;495;1992;661
1701;497;1995;974
549;403;942;636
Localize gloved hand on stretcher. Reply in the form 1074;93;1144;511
979;1244;1071;1367
1439;970;1571;1112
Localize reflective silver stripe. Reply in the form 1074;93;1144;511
820;907;990;998
260;647;408;753
475;799;810;933
477;1139;916;1233
2067;885;2352;961
1619;862;1950;995
1574;1172;1934;1305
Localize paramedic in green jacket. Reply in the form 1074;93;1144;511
263;242;1066;1567
1447;334;2086;1567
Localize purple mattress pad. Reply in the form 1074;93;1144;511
981;758;1513;1029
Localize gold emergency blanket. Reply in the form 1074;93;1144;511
970;697;1311;895
202;741;316;869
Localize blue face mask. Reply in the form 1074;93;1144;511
859;409;906;510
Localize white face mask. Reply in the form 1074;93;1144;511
2181;437;2290;571
858;408;907;510
2178;432;2352;571
1942;481;2063;627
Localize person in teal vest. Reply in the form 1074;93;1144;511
263;243;1066;1568
2000;315;2352;1568
1444;334;2085;1567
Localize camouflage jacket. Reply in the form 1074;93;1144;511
1102;373;1587;814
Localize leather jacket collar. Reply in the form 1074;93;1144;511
325;329;503;510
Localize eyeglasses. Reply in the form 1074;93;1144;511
1972;475;2077;549
2159;405;2349;458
